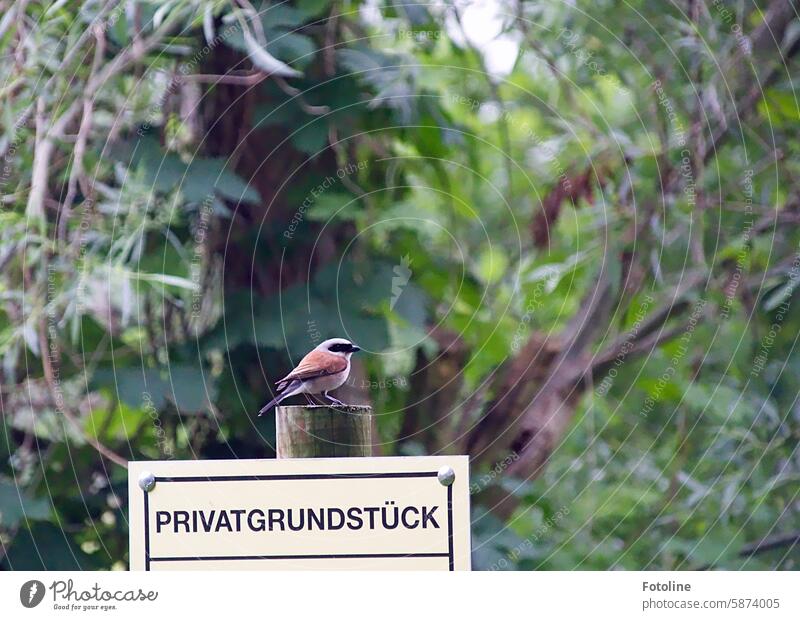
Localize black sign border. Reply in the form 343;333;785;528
143;472;455;571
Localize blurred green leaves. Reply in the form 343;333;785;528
0;478;51;529
122;136;261;205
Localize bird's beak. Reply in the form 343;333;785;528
351;344;361;352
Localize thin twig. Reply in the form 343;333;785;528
181;70;268;86
24;258;128;469
26;97;54;221
274;76;330;114
59;24;106;242
740;532;800;557
323;7;338;77
37;318;128;468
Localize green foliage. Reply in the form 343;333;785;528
1;0;799;571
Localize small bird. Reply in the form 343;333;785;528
258;338;361;415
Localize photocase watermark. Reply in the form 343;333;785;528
488;504;571;570
398;29;442;42
75;199;97;316
0;111;31;192
137;21;240;137
142;391;174;459
640;298;706;417
720;168;754;320
390;255;413;310
307;318;322;346
343;375;408;390
751;249;800;378
652;79;695;206
450;93;481;111
470;451;519;495
596;293;655;396
511;281;546;353
678;151;696;207
44;262;67;416
557;28;630;95
653;79;687;148
711;0;752;55
20;579;158;612
189;192;215;322
19;580;45;608
284;160;368;240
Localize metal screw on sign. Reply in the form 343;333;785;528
138;471;156;492
437;465;455;486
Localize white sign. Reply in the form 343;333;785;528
128;456;471;570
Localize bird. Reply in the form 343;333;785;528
258;338;361;415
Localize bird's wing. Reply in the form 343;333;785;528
276;349;347;387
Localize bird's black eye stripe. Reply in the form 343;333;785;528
328;343;354;353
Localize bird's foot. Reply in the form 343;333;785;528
324;392;346;407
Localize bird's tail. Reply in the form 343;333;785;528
257;380;302;416
257;394;285;416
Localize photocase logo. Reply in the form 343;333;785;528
390;255;413;309
20;580;45;608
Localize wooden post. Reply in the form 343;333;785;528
275;405;373;458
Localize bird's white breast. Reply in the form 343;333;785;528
304;360;351;392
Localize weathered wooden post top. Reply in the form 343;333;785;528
275;404;373;458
